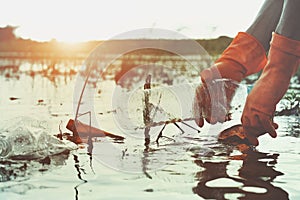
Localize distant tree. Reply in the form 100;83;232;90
0;25;17;41
197;36;232;57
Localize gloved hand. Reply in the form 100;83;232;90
194;32;267;127
242;33;300;145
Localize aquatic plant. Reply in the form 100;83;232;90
276;90;300;116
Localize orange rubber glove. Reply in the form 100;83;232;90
241;33;300;146
194;32;267;127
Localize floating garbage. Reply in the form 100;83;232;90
66;119;125;143
0;117;77;160
218;124;252;153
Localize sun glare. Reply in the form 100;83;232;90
2;0;264;42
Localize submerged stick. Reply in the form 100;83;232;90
143;75;152;146
136;117;199;130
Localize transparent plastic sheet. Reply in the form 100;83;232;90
0;116;77;160
71;28;250;173
74;77;249;174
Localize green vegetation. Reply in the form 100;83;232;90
0;37;231;56
0;38;231;54
0;24;231;58
0;39;100;59
276;90;300;116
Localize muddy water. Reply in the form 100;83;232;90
0;69;299;199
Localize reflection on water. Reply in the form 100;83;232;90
192;149;289;199
0;152;70;183
287;117;300;137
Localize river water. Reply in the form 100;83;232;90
0;59;299;200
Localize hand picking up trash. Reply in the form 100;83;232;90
194;0;300;146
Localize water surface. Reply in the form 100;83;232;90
0;59;299;200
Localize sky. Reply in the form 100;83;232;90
0;0;265;42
